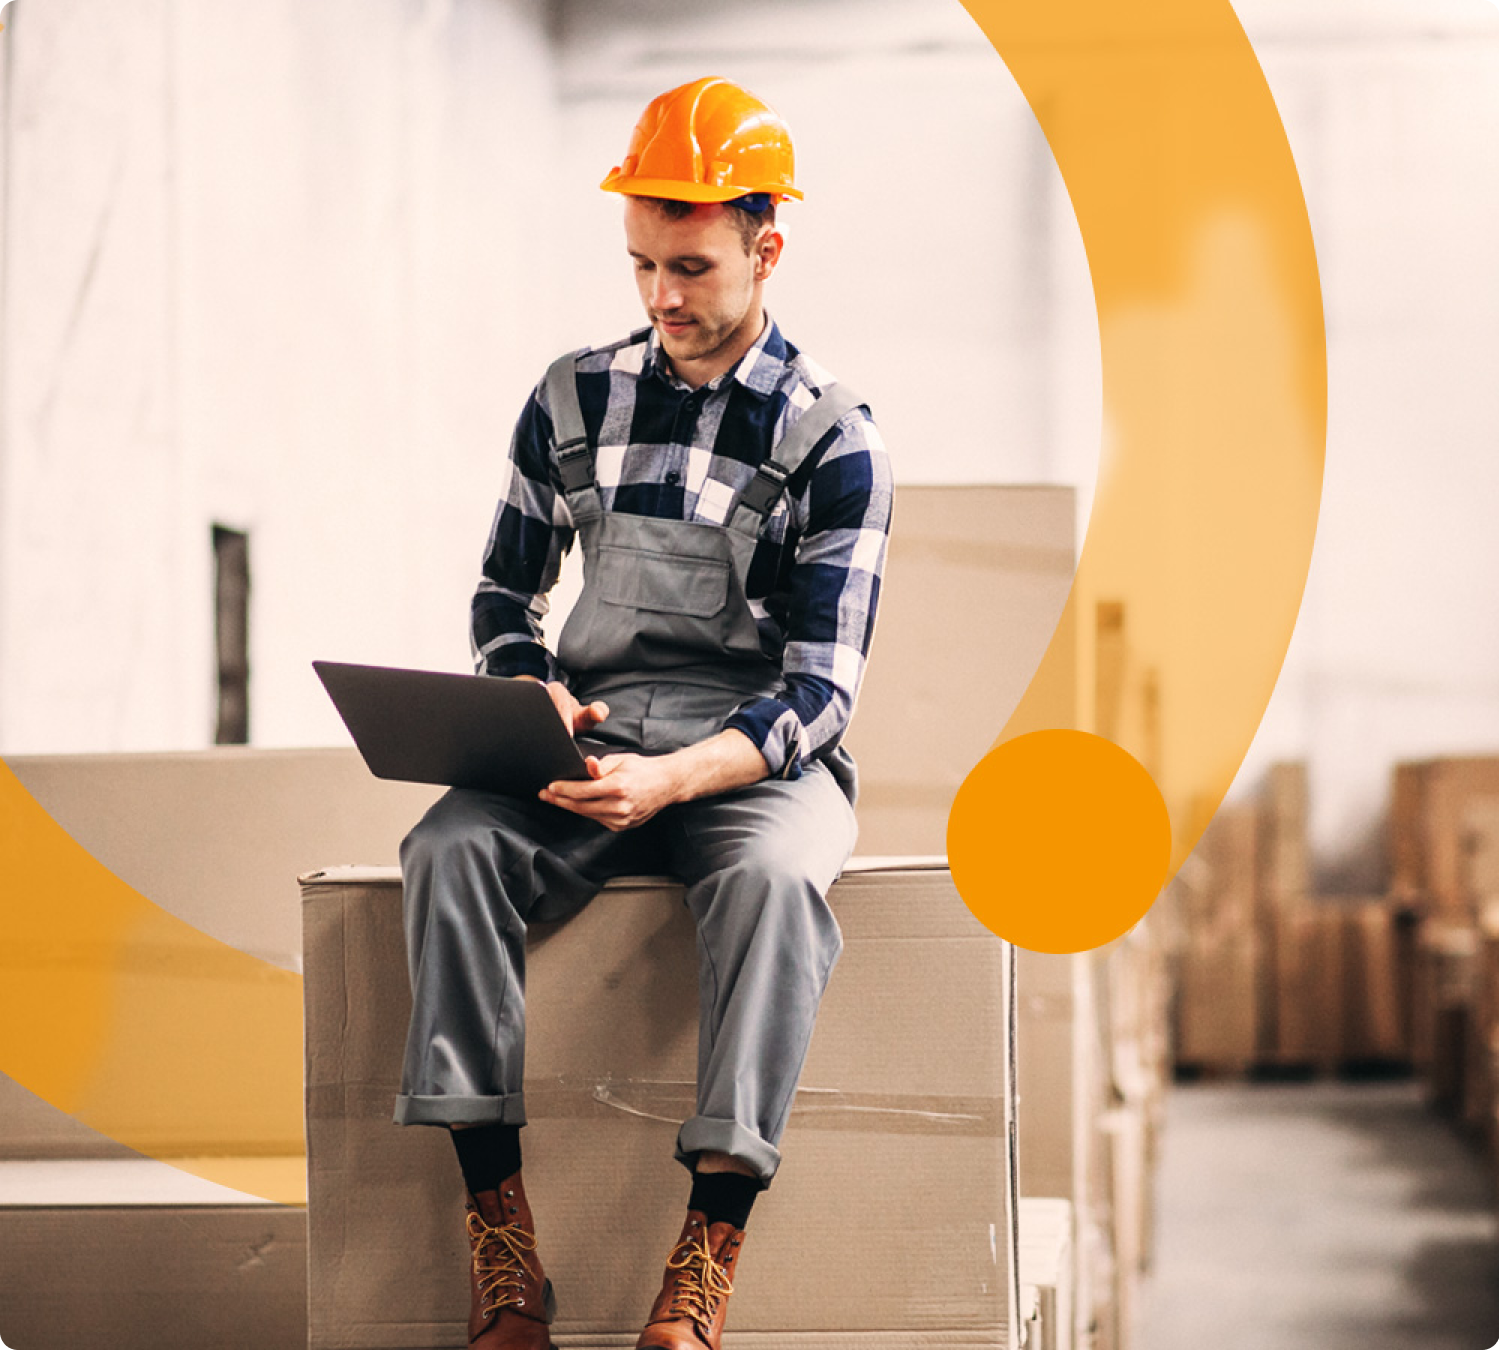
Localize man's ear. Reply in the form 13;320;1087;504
754;229;784;281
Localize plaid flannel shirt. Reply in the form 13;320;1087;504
471;318;892;780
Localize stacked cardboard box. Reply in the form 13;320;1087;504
302;861;1022;1350
1098;915;1170;1350
1279;903;1346;1074
1416;923;1479;1117
1173;806;1259;1074
1173;764;1418;1081
1015;925;1172;1350
1387;761;1430;907
0;748;438;1347
1015;949;1103;1350
1256;763;1313;1067
1389;756;1499;1118
1018;1197;1074;1350
1339;898;1411;1067
1397;758;1499;918
842;485;1075;857
1460;807;1499;1137
1473;903;1499;1152
0;1155;306;1350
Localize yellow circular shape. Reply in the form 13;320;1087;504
947;730;1172;953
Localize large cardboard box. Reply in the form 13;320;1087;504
1255;762;1311;1065
1258;762;1309;912
1414;921;1478;1116
1173;806;1258;1073
1017;1197;1074;1350
1015;950;1098;1350
1388;757;1499;919
302;861;1021;1350
0;1161;305;1350
2;747;441;1161
844;486;1075;857
1388;761;1430;904
1277;905;1345;1073
1340;898;1410;1065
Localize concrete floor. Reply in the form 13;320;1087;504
1137;1080;1499;1350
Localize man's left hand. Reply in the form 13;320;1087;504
540;753;682;832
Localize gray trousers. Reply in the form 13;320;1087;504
394;759;856;1183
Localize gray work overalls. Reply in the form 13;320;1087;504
394;346;864;1183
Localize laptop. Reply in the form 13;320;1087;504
313;661;609;797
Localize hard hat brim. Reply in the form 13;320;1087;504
600;171;803;204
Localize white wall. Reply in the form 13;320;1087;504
0;0;559;753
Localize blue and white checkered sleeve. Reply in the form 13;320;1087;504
725;408;893;778
470;385;574;681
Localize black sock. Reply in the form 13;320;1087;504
688;1169;763;1230
450;1123;522;1196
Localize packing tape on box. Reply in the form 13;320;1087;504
307;1079;1004;1135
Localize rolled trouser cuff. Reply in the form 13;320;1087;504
393;1092;528;1127
675;1115;782;1185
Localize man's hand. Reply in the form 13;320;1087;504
518;675;608;736
540;753;683;832
539;729;770;831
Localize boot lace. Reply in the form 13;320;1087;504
467;1208;538;1315
665;1229;735;1329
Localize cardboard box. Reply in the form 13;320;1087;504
1016;950;1095;1205
1388;761;1430;904
302;861;1021;1349
2;747;442;1162
1465;903;1499;1143
1018;1197;1074;1350
1414;921;1478;1116
1340;898;1410;1065
844;486;1075;857
1387;757;1499;919
0;1161;305;1350
1253;763;1310;1066
1283;905;1345;1072
1014;949;1100;1350
6;746;441;969
1258;762;1309;912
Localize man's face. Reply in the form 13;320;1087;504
623;198;778;379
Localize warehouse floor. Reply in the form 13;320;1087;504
1137;1080;1499;1350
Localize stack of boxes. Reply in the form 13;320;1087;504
1389;758;1499;1140
1172;805;1259;1074
1012;923;1173;1350
1171;750;1499;1160
1172;762;1410;1079
0;747;442;1350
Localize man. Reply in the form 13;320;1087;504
396;76;892;1350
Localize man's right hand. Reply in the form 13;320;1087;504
518;676;608;736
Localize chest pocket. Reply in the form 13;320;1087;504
596;544;730;618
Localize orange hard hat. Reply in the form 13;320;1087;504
600;76;802;204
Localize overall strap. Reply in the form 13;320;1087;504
544;350;603;523
728;383;865;538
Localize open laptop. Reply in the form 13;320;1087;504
313;661;611;797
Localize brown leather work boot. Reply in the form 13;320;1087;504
464;1171;557;1350
635;1211;745;1350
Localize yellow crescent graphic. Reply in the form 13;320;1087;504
948;0;1326;952
0;758;307;1203
0;0;1324;1198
